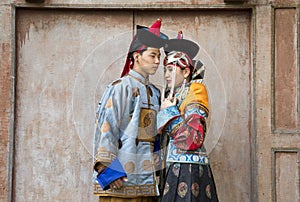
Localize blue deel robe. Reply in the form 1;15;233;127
93;70;161;197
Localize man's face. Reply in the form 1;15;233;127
133;47;161;78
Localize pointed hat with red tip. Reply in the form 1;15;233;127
120;18;168;77
148;17;162;36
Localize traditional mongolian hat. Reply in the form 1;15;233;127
121;18;169;77
162;31;205;99
164;31;205;79
164;30;199;59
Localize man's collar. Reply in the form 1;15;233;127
129;70;149;85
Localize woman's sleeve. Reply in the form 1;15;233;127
157;105;183;135
173;83;210;151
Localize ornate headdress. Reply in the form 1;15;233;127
163;31;205;99
164;30;199;59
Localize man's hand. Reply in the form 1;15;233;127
96;164;106;177
109;177;128;190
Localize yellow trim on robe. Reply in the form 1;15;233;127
179;83;209;115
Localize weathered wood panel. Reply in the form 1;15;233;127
136;10;252;201
15;9;251;201
274;8;298;131
273;150;299;202
0;4;13;202
256;5;300;202
15;9;132;202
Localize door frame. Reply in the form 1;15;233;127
8;4;256;202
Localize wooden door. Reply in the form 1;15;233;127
141;10;252;201
15;9;252;201
255;6;300;202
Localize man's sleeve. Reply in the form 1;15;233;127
93;81;130;189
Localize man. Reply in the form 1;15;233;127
93;18;168;202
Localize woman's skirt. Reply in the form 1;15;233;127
161;163;219;202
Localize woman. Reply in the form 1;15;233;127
157;45;219;201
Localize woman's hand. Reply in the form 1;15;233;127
161;97;177;110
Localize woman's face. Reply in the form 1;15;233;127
164;64;189;89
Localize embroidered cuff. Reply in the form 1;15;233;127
96;159;127;190
157;105;180;133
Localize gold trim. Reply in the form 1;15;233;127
94;150;116;163
184;102;209;115
94;184;157;197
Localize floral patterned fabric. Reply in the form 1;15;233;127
157;81;219;202
162;163;219;202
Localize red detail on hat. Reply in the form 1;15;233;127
177;30;183;39
121;53;132;78
120;18;162;77
149;18;162;36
